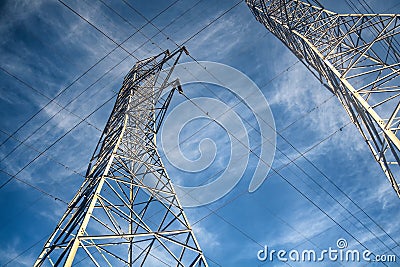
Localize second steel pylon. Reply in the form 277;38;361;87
247;0;400;197
35;48;208;266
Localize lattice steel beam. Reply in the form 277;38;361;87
247;0;400;197
35;47;208;266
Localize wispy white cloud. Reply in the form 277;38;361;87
192;222;221;249
265;204;335;248
0;0;47;38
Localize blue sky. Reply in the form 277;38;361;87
0;0;399;266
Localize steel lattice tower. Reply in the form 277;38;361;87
35;48;208;266
247;0;400;197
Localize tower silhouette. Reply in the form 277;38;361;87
35;48;208;266
247;0;400;197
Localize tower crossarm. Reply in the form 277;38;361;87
247;0;400;197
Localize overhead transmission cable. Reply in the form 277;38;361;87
3;0;396;264
129;0;400;262
0;0;187;189
0;0;180;151
179;92;390;266
0;1;322;265
0;0;244;194
127;0;400;260
18;0;400;262
0;0;205;166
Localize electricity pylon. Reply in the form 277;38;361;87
35;48;208;266
247;0;400;197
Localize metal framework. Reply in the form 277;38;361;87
247;0;400;197
35;48;208;266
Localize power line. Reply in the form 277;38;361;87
0;128;85;178
119;0;206;55
0;0;243;181
130;2;398;255
0;88;117;189
0;1;290;266
0;0;199;168
0;168;67;204
0;0;244;198
0;61;310;266
0;0;187;190
0;0;396;264
0;0;245;193
0;97;351;266
0;69;173;191
157;2;400;260
74;0;399;261
192;0;400;261
180;0;243;46
34;9;390;264
121;0;244;48
0;0;190;177
57;0;141;60
69;0;396;264
0;65;120;163
182;123;350;267
112;0;360;253
180;92;391;266
157;49;399;264
2;234;49;267
0;0;180;152
0;66;102;134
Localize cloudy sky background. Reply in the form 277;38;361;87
0;0;400;266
